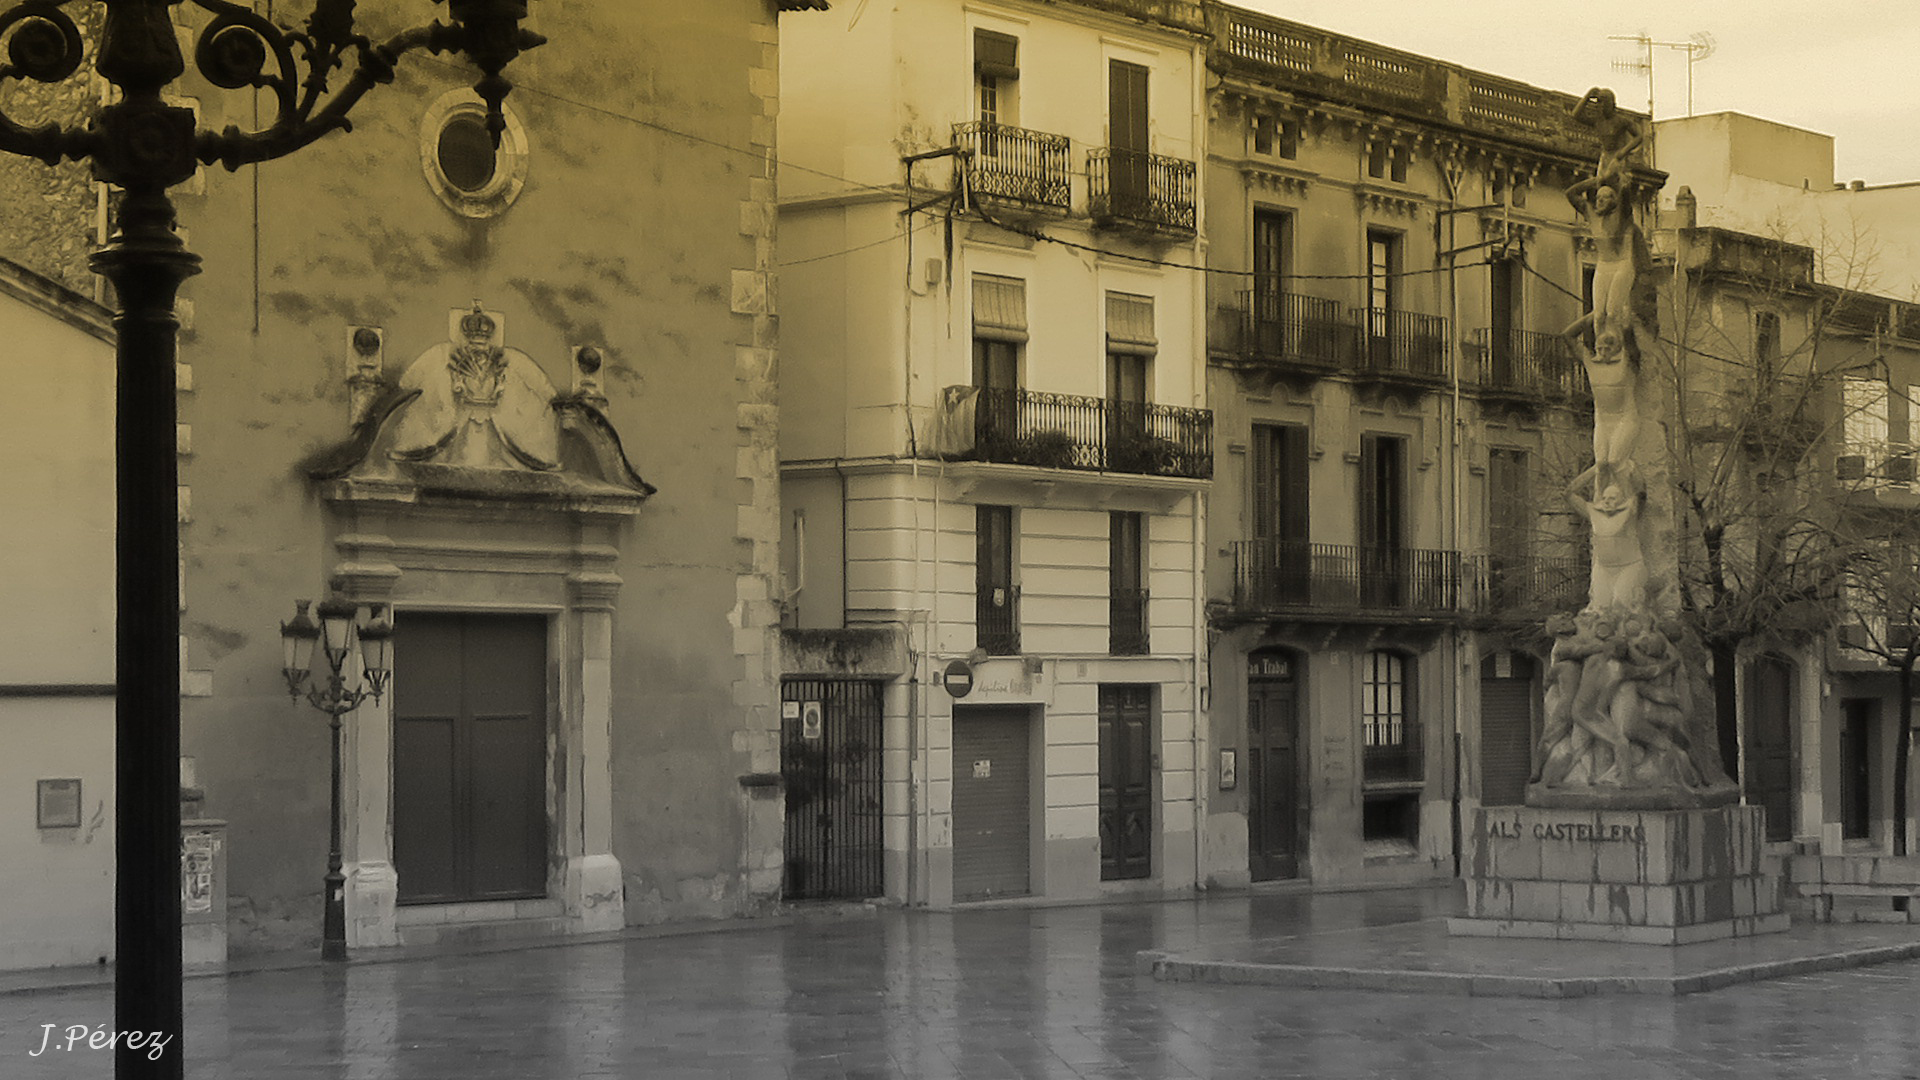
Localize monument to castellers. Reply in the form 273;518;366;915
1449;89;1786;944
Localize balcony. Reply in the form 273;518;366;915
1468;328;1574;400
1230;540;1460;617
953;122;1070;213
962;387;1213;480
978;584;1020;656
1355;309;1449;383
1462;554;1586;618
1222;288;1358;374
1088;148;1196;235
1110;587;1150;655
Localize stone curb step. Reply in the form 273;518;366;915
1137;939;1920;998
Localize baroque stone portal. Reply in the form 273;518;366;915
1529;90;1737;811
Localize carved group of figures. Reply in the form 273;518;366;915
1527;92;1734;804
1533;612;1729;793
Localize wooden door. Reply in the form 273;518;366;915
1108;60;1149;211
1746;656;1795;843
1099;686;1153;880
1841;699;1873;841
1252;210;1291;353
393;613;548;904
952;707;1031;900
1358;434;1406;607
1247;653;1301;881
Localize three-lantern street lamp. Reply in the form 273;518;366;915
0;2;542;1077
280;598;393;963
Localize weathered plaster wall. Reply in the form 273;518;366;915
0;273;115;970
154;0;785;948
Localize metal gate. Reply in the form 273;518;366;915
780;679;884;900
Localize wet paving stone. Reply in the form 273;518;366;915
3;889;1919;1078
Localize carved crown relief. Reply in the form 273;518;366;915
308;301;654;514
388;303;561;471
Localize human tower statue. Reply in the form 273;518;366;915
1526;89;1736;807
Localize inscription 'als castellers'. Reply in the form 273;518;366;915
1483;816;1646;844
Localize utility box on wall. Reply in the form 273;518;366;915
181;819;228;969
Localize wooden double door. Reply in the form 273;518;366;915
393;613;549;904
1247;653;1302;881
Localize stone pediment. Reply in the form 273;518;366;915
307;305;654;515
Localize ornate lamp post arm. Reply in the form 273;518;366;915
0;4;541;1078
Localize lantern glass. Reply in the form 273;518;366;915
358;607;393;683
316;597;359;673
280;599;319;678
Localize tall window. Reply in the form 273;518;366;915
974;29;1019;129
1250;425;1310;545
976;505;1018;654
1106;292;1154;470
1489;256;1520;378
1359;434;1406;608
1840;376;1890;480
1252;424;1310;606
1252;210;1291;350
1754;310;1781;370
972;275;1025;457
1109;512;1147;655
1488;447;1531;606
1367;230;1399;314
1108;59;1149;210
1361;650;1416;782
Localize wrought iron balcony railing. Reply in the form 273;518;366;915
1461;554;1586;617
966;387;1213;480
1230;287;1359;369
1088;147;1197;234
1110;587;1150;655
1468;327;1574;398
978;583;1020;656
1356;309;1450;381
1230;540;1460;616
953;122;1071;212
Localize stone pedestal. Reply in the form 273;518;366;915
1448;805;1787;945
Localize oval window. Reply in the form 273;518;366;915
436;114;498;193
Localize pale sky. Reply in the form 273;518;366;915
1231;0;1920;185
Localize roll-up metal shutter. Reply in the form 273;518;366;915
952;706;1032;900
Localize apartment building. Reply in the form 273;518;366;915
778;0;1213;905
1199;6;1649;886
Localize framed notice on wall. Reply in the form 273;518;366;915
37;778;81;829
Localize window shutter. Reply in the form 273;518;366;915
974;29;1019;80
972;274;1028;343
1105;292;1156;356
1281;424;1309;544
1109;60;1149;152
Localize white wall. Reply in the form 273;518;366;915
0;273;116;969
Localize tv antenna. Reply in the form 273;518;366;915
1610;31;1716;117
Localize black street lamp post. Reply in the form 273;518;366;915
0;3;542;1078
280;598;392;963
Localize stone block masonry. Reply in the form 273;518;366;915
1450;805;1787;945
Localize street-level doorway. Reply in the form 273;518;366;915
1247;649;1302;881
780;679;885;901
952;706;1033;901
1479;651;1537;807
1841;698;1876;841
1098;685;1153;881
1746;655;1795;842
392;613;549;904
